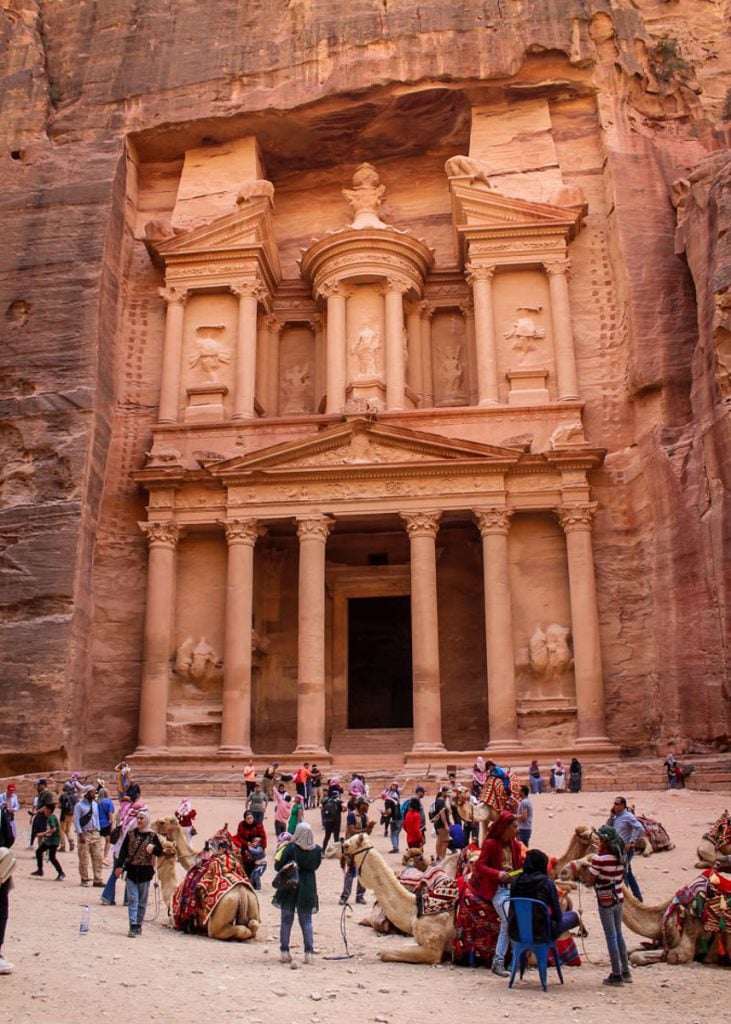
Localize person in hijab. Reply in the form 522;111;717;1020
528;760;543;795
586;824;631;986
552;760;566;792
273;821;322;965
568;758;582;793
511;849;579;938
235;811;267;880
115;808;163;937
99;798;148;907
470;810;525;977
472;756;487;797
287;793;304;834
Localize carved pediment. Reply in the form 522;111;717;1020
209;419;524;479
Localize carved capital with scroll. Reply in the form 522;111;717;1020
554;502;597;532
400;510;442;539
231;280;268;303
473;507;514;537
543;259;571;278
139;519;182;548
158;286;189;307
319;280;353;300
296;514;334;542
465;263;496;287
220;518;266;546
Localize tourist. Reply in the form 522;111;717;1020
273;784;292;838
294;762;311;804
30;803;64;881
349;773;368;800
115;809;163;937
339;797;372;905
274;821;322;965
73;784;104;887
606;796;644;901
569;758;582;793
472;756;488;797
58;781;77;852
174;797;197;844
663;751;677;789
287;793;304;835
511;848;580;938
99;798;147;906
29;780;55;848
320;787;344;853
97;787;115;864
262;761;279;800
248;838;267;891
552;759;567;792
430;785;451;860
0;785;19;842
243;758;257;797
403;798;425;851
528;760;543;794
484;760;511;796
246;782;267;825
0;804;16;975
516;785;532;847
310;764;322;808
674;762;686;789
470;810;525;977
586;824;631;986
114;762;133;801
236;811;267;881
383;782;402;854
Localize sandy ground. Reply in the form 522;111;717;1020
2;786;729;1024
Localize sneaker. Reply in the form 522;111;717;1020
30;869;43;877
100;897;114;906
621;970;633;983
304;952;315;965
0;956;14;974
338;896;347;905
280;951;292;963
491;959;509;978
80;880;91;887
355;896;367;905
603;974;624;986
56;873;66;881
127;928;138;938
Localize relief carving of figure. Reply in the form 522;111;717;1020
280;363;312;413
444;155;493;187
529;623;573;681
549;421;585;448
438;346;464;397
342;163;388;229
189;327;231;378
351;323;381;378
503;315;546;359
173;637;224;694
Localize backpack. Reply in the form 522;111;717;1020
59;791;76;816
322;796;341;822
429;800;442;824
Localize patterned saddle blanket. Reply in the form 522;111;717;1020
398;864;459;916
479;774;520;815
704;810;731;850
172;850;252;931
637;815;674;852
662;869;731;957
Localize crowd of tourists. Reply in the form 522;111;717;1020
0;752;672;984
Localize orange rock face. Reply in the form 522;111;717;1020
1;1;729;772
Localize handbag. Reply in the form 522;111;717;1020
272;859;300;893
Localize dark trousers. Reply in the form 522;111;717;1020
36;842;63;875
0;879;9;947
322;822;341;852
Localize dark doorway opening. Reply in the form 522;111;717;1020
347;596;413;729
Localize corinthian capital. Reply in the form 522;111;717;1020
139;520;181;548
319;280;353;300
555;503;597;532
264;315;284;335
473;507;514;536
465;263;496;286
220;518;266;546
543;258;571;277
231;280;268;303
400;511;441;539
385;275;411;295
296;514;334;542
158;286;188;306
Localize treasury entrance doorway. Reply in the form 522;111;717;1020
347;596;413;729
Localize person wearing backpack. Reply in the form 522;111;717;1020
58;783;77;853
430;785;451;860
383;783;402;854
320;791;343;853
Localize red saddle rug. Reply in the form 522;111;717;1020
452;882;500;966
172;850;252;932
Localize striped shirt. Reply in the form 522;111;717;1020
589;851;625;902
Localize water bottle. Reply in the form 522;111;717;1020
79;905;90;934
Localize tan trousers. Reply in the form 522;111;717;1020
59;815;75;851
77;831;104;883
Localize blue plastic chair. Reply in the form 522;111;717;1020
507;897;564;992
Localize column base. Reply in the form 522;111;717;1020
558;394;580;402
574;736;618;753
486;739;523;755
293;744;332;761
477;398;500;407
405;743;447;763
218;745;253;757
231;411;256;421
132;745;170;757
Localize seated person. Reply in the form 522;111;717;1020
510;848;580;940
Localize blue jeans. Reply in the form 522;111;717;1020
389;821;402;852
125;878;150;929
598;902;628;976
517;828;531;847
280;905;314;954
492;885;512;962
101;866;118;904
624;849;643;901
341;862;365;901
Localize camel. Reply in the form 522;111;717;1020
696;810;731;868
357;848;462;936
152;816;197;907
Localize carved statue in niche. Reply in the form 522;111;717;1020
173;637;224;696
280;363;312;414
529;623;573;681
350;323;381;378
342;163;388;229
189;326;231;379
438;346;464;398
503;310;546;360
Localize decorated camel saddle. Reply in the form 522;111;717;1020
635;813;675;853
479;772;520;815
172;829;253;933
662;868;731;963
398;863;460;917
704;810;731;852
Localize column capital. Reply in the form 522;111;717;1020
459;299;474;316
400;510;442;538
384;275;411;295
465;262;496;286
231;280;268;303
555;502;598;532
158;286;188;306
308;313;324;332
544;258;571;277
419;301;435;320
220;518;266;545
319;280;353;300
296;514;334;542
264;314;284;334
139;519;182;548
473;507;514;536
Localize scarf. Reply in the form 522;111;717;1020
486;810;516;842
292;822;315;850
177;798;193;818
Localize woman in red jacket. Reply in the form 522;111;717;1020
235;811;267;880
470;811;524;976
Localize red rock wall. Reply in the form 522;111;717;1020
1;0;729;770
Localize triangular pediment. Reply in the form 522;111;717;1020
154;199;273;257
450;181;582;238
209;419;523;478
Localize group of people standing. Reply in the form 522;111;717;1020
527;758;583;794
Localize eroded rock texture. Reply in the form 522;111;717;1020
0;0;729;770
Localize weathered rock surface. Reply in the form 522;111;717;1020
0;0;729;770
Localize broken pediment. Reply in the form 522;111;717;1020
209;419;524;479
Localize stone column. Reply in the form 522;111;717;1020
310;314;326;414
460;300;478;406
419;302;435;408
157;287;188;423
322;283;350;414
232;281;265;419
401;511;446;754
219;518;264;755
295;514;334;754
473;508;520;750
384;277;408;411
136;520;181;752
545;259;580;401
466;263;499;405
404;300;423;402
265;316;283;417
555;503;609;743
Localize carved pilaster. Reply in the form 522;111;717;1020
139;520;181;548
296;515;334;542
473;508;514;536
400;510;442;539
555;503;598;532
